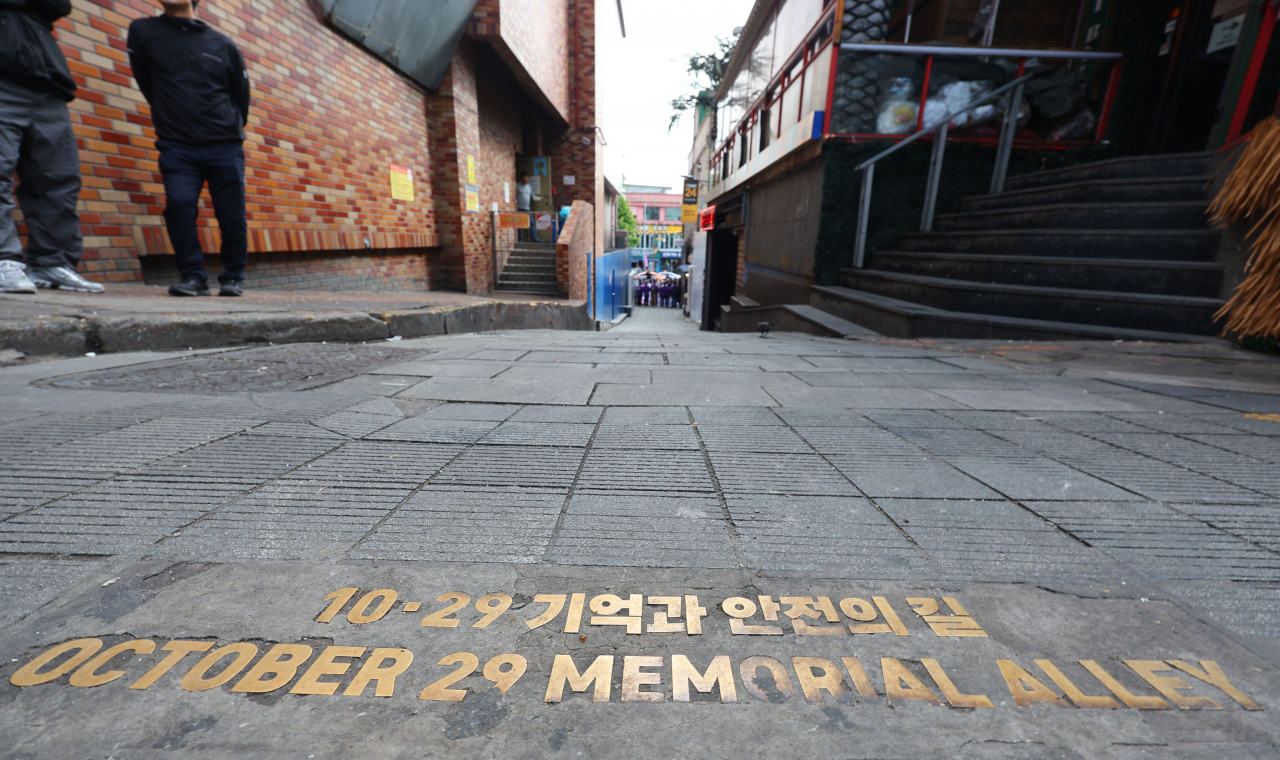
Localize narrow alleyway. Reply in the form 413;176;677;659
1;322;1278;756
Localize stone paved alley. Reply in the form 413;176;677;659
2;310;1279;758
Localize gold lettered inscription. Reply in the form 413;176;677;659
671;655;736;703
10;638;104;687
1079;660;1168;709
69;640;157;688
998;659;1069;707
524;594;566;629
920;658;992;708
343;648;413;697
739;656;793;702
1167;660;1263;710
317;588;359;622
841;657;879;701
792;657;850;705
419;653;479;702
1034;659;1119;709
421;593;471;628
129;641;214;690
881;657;942;706
181;643;259;692
348;590;398;625
483;654;527;694
1125;660;1222;710
232;644;314;693
473;594;512;629
621;656;664;702
291;646;366;696
544;654;613;703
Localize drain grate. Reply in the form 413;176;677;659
46;343;427;394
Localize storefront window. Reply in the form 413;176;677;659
645;206;661;221
663;206;682;221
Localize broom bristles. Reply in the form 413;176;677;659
1211;116;1280;338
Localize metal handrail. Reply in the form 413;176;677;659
854;73;1034;173
852;72;1035;268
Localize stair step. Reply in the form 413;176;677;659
933;201;1209;232
899;228;1220;261
1004;152;1214;191
960;177;1210;212
839;269;1223;335
867;252;1223;297
811;285;1224;343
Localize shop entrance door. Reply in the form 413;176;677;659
515;156;554;242
701;226;739;331
1136;0;1239;153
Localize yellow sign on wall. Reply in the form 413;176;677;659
682;178;699;223
467;155;477;185
389;164;414;201
465;184;480;214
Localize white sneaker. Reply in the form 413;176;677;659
28;265;105;293
0;260;37;293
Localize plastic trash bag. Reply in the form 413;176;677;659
876;100;919;134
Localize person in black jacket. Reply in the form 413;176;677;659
0;0;105;293
128;0;251;296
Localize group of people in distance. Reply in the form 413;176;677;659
635;271;683;308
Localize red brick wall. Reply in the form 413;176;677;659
50;0;437;284
556;199;592;300
32;0;597;297
141;249;430;291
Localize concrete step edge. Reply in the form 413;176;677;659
843;269;1225;307
812;285;1226;344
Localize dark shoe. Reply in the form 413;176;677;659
219;279;243;297
169;277;210;297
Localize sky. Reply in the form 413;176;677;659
597;0;755;193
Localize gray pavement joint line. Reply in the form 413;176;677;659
142;430;352;553
540;403;606;563
585;382;601;406
1147;579;1280;670
863;411;1115;556
686;405;750;572
768;405;934;560
970;424;1280;563
348;424;479;554
0;413;265;527
1028;411;1280;509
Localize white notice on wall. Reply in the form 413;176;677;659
563;176;576;185
1207;15;1244;53
504;182;510;203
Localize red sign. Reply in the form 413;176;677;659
496;213;528;228
698;205;716;232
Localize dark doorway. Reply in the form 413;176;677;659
1130;0;1237;154
701;227;740;331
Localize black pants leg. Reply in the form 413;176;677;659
158;141;247;283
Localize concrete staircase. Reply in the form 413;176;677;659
819;152;1227;341
496;243;559;295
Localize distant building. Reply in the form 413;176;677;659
623;185;683;252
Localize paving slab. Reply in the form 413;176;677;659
1;307;1279;757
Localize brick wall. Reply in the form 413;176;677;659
48;0;441;285
140;249;430;291
469;0;570;122
30;0;597;297
557;199;592;300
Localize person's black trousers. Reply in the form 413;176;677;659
157;140;247;283
0;79;82;269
